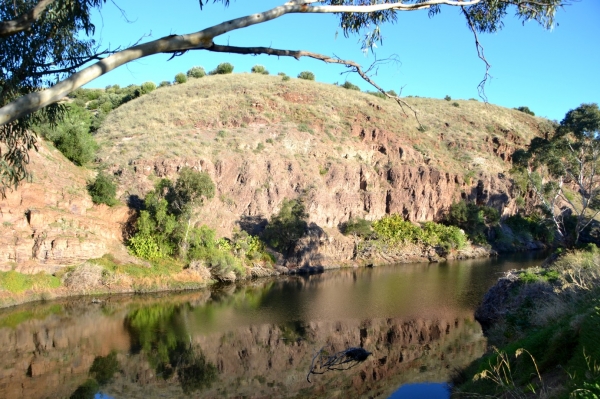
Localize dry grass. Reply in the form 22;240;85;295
96;74;544;178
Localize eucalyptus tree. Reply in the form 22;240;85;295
0;0;570;194
512;103;600;247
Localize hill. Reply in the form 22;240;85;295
1;73;548;274
96;74;545;260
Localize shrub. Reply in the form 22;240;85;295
251;64;269;75
209;62;234;75
341;81;360;90
444;95;452;101
444;201;500;244
281;75;290;82
174;72;187;84
140;81;156;94
372;214;423;245
187;66;206;78
158;80;171;88
297;71;315;81
53;125;98;166
262;198;308;253
342;218;372;238
514;106;535;116
452;102;460;107
87;171;118;206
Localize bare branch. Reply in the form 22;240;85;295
0;0;56;37
462;7;491;102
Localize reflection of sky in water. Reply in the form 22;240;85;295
389;383;450;398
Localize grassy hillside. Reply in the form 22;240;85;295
96;73;545;178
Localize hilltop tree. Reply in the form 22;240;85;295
0;0;570;194
512;103;600;247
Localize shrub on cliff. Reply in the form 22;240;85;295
341;218;373;238
262;198;308;253
87;171;118;206
444;201;499;244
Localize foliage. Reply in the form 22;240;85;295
504;213;555;244
0;0;105;193
90;352;120;385
341;81;360;90
174;72;187;84
444;201;499;244
251;64;269;75
187;66;206;78
166;167;215;215
87;171;118;206
209;62;234;75
70;379;99;399
140;81;156;94
514;106;535;116
452;102;460;107
341;218;373;238
34;103;97;165
444;95;451;101
512;103;600;247
370;215;466;250
262;198;308;253
158;80;172;88
297;71;315;81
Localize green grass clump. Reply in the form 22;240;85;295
92;254;184;278
0;271;60;293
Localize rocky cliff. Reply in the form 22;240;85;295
0;74;546;272
0;141;130;273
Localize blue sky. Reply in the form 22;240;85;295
87;0;599;121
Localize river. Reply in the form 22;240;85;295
0;252;547;399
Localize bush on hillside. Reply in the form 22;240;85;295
341;81;360;90
297;71;315;81
514;106;535;116
444;95;452;101
174;72;187;84
251;65;269;75
187;66;206;78
140;81;156;94
209;62;234;75
158;80;171;88
87;171;118;206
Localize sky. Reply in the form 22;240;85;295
85;0;600;122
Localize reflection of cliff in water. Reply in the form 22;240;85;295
0;290;485;399
1;255;548;398
109;316;484;399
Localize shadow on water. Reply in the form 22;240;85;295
0;252;547;398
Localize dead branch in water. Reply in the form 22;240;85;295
307;346;372;383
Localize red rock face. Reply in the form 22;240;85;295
0;144;130;273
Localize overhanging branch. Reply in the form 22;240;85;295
0;0;57;38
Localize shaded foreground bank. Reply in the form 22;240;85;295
453;248;600;398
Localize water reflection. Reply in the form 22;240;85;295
0;253;546;398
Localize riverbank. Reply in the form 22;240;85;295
0;241;499;309
452;248;600;398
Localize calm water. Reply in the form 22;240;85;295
0;252;546;399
